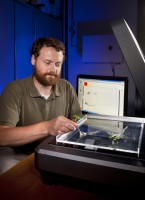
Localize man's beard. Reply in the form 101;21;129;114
34;69;60;86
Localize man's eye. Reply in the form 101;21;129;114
55;63;61;67
45;62;51;65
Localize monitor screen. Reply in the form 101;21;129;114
77;74;128;116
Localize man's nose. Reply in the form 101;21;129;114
49;62;56;70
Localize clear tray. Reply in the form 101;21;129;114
56;114;145;157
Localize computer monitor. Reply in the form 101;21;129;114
77;74;128;116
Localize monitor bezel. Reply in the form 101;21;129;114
76;74;128;116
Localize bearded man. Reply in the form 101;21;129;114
0;37;82;174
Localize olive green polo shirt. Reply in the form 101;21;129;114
0;76;81;127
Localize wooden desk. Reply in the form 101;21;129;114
0;153;106;200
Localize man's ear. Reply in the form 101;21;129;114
31;55;35;65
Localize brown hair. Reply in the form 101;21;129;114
30;36;65;59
